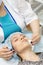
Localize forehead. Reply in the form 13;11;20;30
12;33;24;38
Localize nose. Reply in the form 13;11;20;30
20;35;26;40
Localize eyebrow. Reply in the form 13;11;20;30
12;36;18;40
13;34;25;40
20;34;23;36
13;37;17;38
20;34;26;37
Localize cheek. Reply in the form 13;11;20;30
11;40;22;52
12;40;31;53
14;41;21;48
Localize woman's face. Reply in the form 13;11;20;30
11;33;32;53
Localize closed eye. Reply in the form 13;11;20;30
14;38;18;42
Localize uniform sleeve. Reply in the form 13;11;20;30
24;2;38;25
18;1;38;25
0;24;4;43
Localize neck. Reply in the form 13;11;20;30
18;47;40;61
0;2;6;17
19;48;32;61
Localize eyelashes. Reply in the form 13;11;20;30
14;38;18;42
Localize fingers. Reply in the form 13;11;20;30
0;46;9;52
3;53;13;60
2;50;13;55
32;33;40;45
0;46;15;60
0;48;10;52
3;46;8;49
2;50;14;60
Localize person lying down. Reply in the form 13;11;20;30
11;32;40;62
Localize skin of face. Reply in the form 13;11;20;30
11;33;40;61
11;33;32;53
